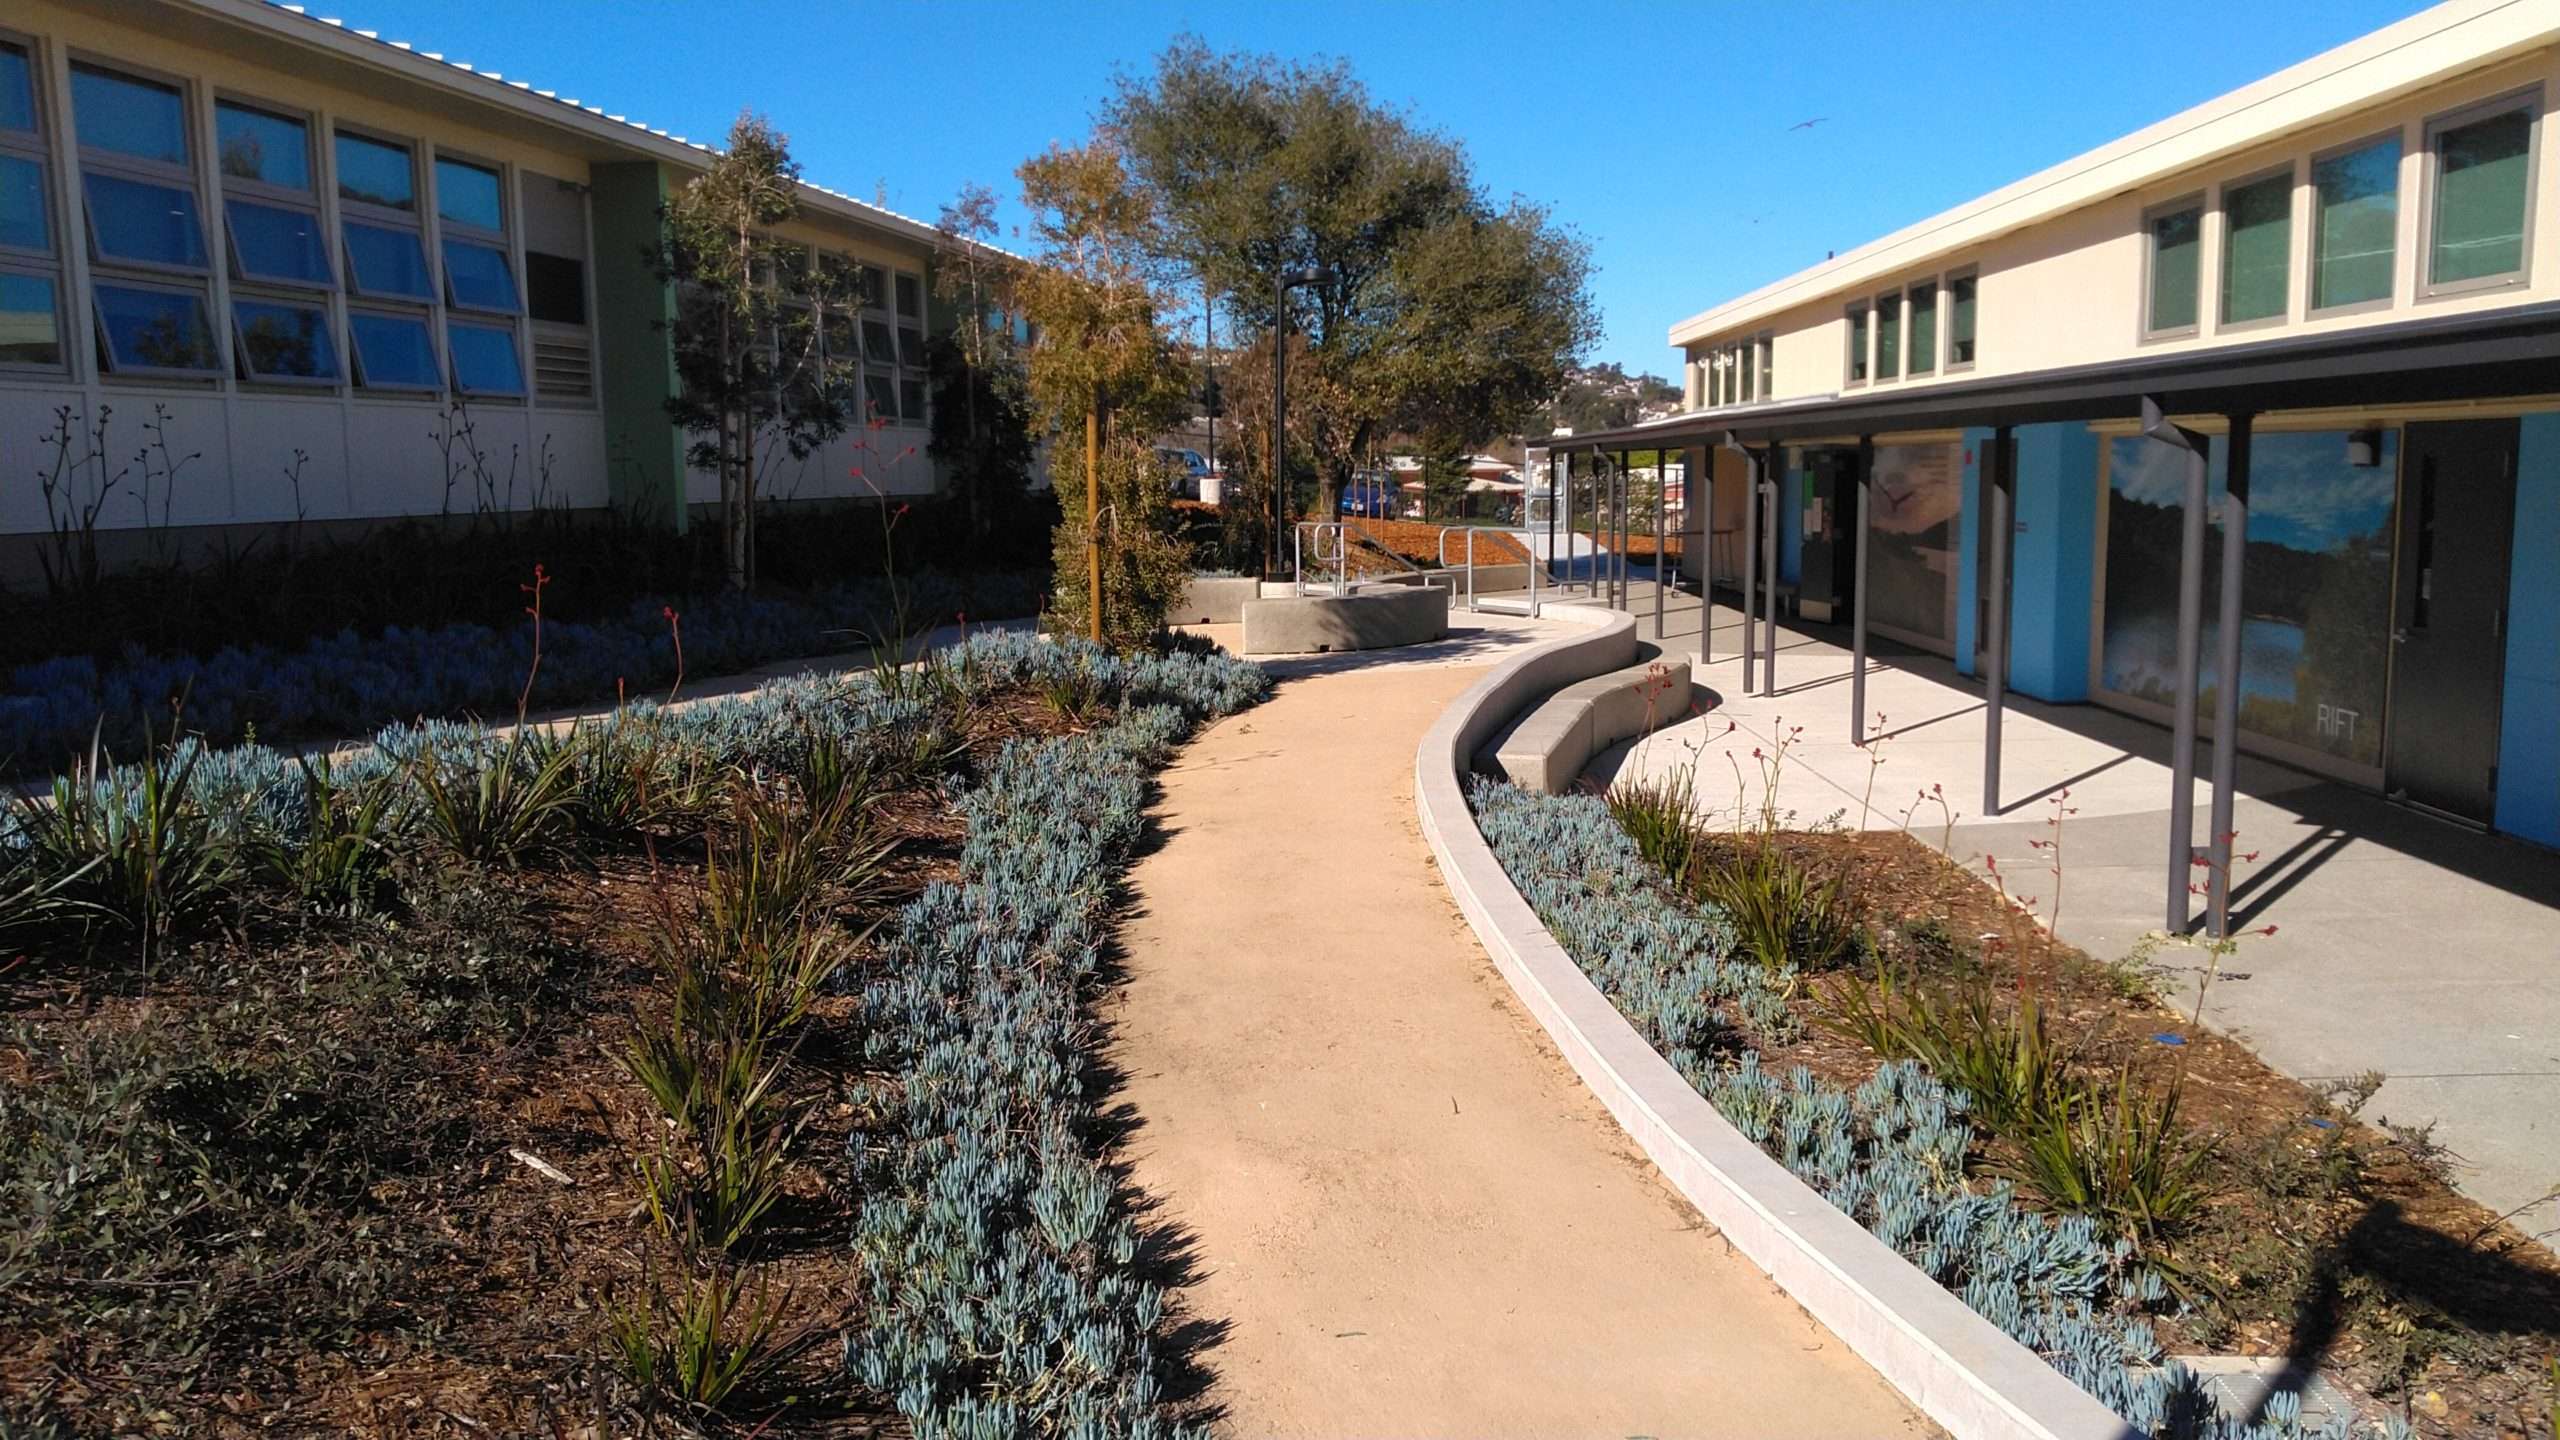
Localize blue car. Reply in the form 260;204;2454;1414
1338;476;1400;518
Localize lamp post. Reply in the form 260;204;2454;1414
1268;264;1333;578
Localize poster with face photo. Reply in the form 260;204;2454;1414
1864;441;1963;644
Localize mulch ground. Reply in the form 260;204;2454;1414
0;689;1082;1437
1738;827;2560;1437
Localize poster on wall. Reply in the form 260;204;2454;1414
1864;441;1963;645
2099;431;2394;768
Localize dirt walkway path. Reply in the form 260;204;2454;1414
1107;655;1925;1438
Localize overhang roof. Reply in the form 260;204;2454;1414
1667;0;2558;348
150;0;975;254
1552;299;2560;453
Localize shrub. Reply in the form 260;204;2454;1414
247;752;405;913
2005;1062;2213;1243
8;727;236;957
406;729;579;867
1604;766;1704;893
842;644;1265;1438
1697;839;1870;976
1821;969;2076;1136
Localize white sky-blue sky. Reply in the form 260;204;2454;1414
321;0;2427;377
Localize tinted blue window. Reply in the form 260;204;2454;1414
343;220;432;299
335;132;414;210
446;320;522;395
71;66;188;165
349;310;438;388
1;153;47;252
94;283;216;371
215;102;311;191
442;238;519;312
234;299;337;380
0;44;35;134
226;199;331;285
434;158;503;231
84;171;206;268
0;272;60;367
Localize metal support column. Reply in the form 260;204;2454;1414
1652;454;1667;639
2208;414;2253;938
1851;436;1873;745
1983;426;2014;817
1761;447;1779;695
2146;398;2211;934
1739;440;1759;694
1614;451;1631;610
1691;444;1711;664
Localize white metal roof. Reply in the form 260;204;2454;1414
173;0;975;253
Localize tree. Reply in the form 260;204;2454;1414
1107;40;1598;520
1548;361;1680;434
1014;137;1191;644
930;184;1035;545
662;112;855;590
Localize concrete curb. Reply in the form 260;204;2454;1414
1411;603;2139;1440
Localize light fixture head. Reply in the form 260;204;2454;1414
2346;427;2383;468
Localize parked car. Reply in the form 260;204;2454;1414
1337;476;1399;518
1154;447;1209;499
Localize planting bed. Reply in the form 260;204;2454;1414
0;630;1265;1437
1470;779;2560;1439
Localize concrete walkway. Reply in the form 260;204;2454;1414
1106;617;1924;1437
1588;594;2560;1226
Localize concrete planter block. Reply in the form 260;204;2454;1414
1240;585;1449;656
1179;574;1264;625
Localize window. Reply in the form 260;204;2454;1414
1845;302;1870;385
864;374;898;423
1736;340;1754;402
2142;196;2203;337
336;130;438;391
215;98;332;343
447;319;524;395
2423;90;2536;295
2;38;62;371
1906;282;1937;374
2311;134;2400;312
1947;270;1977;368
74;63;216;375
1757;332;1773;396
94;279;216;373
0;268;60;368
2219;169;2292;326
232;297;336;382
443;239;519;311
1875;289;1903;378
435;156;503;231
347;309;438;389
216;101;309;189
344;221;432;299
83;171;207;268
335;132;415;210
226;199;331;286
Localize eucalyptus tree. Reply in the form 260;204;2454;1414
1107;40;1598;521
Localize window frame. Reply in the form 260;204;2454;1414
0;258;65;374
891;265;927;425
2416;84;2540;301
0;29;65;375
1756;331;1774;397
1903;279;1938;375
1843;300;1870;387
345;303;443;393
445;314;526;397
2138;191;2206;342
2306;128;2404;318
229;293;339;387
433;149;521;317
2214;162;2296;333
1874;287;1904;380
213;92;333;303
1945;266;1978;371
91;272;220;379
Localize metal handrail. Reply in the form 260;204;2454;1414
1436;524;1540;618
1292;521;1349;597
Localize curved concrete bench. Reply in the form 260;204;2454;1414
1472;643;1692;793
1413;604;2137;1440
1241;584;1448;656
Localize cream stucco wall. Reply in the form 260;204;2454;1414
1678;39;2560;409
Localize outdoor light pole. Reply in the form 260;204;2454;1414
1269;264;1333;578
1203;288;1217;488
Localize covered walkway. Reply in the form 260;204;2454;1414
1586;594;2560;1224
1104;613;1924;1436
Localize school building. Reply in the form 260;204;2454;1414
1549;0;2560;864
0;0;955;572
